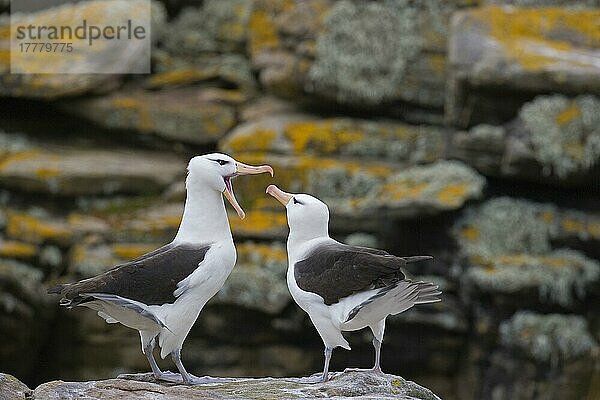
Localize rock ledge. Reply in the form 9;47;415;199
2;371;442;400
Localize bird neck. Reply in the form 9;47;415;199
174;185;232;244
287;230;330;263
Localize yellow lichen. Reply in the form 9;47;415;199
229;210;287;235
540;211;554;223
248;10;279;57
382;182;428;202
555;103;581;125
237;242;287;264
112;243;158;260
6;212;72;244
0;241;38;258
461;226;480;242
284;120;364;154
35;168;61;178
478;6;600;71
146;68;218;88
0;150;40;171
588;222;600;238
436;184;468;206
561;218;584;233
223;129;277;153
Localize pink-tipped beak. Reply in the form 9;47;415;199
224;161;274;219
266;184;293;206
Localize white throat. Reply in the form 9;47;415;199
174;184;232;244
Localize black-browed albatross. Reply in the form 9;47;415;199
48;153;273;385
266;185;441;383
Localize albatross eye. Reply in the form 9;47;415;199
213;159;229;166
293;197;303;205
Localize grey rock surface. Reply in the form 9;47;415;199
31;371;441;399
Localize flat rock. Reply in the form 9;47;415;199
447;5;600;126
221;114;446;163
32;371;441;399
58;87;236;145
0;0;165;99
0;147;186;196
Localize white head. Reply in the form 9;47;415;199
187;153;273;219
266;185;329;241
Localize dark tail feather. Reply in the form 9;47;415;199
48;284;66;294
403;256;433;263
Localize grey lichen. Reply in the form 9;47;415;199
466;249;600;306
456;197;556;259
307;0;421;105
469;124;506;142
0;131;32;154
519;94;600;178
500;311;598;366
214;242;290;314
486;0;600;7
161;0;250;55
306;168;381;201
344;233;379;248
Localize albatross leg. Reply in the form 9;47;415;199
288;346;333;384
144;340;183;383
345;320;385;374
170;349;233;385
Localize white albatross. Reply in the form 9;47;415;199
266;185;441;383
48;153;273;385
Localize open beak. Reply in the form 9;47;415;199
223;161;274;219
266;185;293;206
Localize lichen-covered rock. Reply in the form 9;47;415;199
307;0;421;106
518;94;600;178
248;0;469;114
226;153;485;218
466;249;599;307
447;6;600;126
0;0;166;99
161;0;251;54
500;311;598;365
31;371;441;399
150;52;256;92
455;197;600;259
213;242;289;314
69;242;159;278
455;198;600;306
486;0;600;6
0;373;31;400
5;209;72;246
221;114;446;163
58;87;236;145
450;96;600;186
0;146;186;196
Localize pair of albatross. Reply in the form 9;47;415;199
49;153;440;385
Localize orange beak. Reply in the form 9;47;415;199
223;161;274;219
266;184;293;206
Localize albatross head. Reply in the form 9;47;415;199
187;153;273;219
266;185;329;240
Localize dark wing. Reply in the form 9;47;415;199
53;243;210;306
294;242;432;306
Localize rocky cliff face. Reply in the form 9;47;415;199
0;1;599;400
